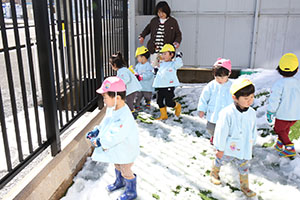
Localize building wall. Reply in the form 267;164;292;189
134;0;300;69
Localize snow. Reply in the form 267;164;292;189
61;69;300;200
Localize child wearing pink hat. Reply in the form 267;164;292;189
86;76;139;200
197;58;233;145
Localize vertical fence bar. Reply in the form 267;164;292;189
68;0;80;113
101;0;107;77
84;0;91;101
88;0;96;98
123;0;128;63
79;0;88;106
49;0;64;128
62;0;75;118
0;88;12;171
74;0;84;110
55;0;69;123
21;0;42;145
105;0;111;75
0;1;23;162
93;0;104;108
10;0;33;153
32;0;61;155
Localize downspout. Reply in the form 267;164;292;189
250;0;260;69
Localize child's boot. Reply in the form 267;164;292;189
210;165;221;185
279;143;296;157
174;102;181;117
145;101;151;110
156;107;168;120
106;168;126;192
239;174;256;197
117;175;137;200
131;109;138;119
135;105;142;112
274;139;283;152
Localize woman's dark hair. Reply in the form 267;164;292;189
276;66;298;77
212;66;230;77
155;1;171;18
140;51;150;59
107;91;126;100
234;84;255;99
110;52;127;69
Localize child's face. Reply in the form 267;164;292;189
102;93;115;107
215;76;229;84
157;10;167;19
137;55;145;63
110;63;118;71
233;94;255;109
162;52;173;62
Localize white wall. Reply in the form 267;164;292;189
134;0;300;69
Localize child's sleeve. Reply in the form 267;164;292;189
267;82;283;113
99;118;129;149
140;64;154;80
252;113;258;145
197;84;211;113
213;110;230;151
118;70;131;85
173;57;183;70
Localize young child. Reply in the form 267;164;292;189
211;78;257;198
110;52;142;116
152;44;183;120
134;46;154;111
86;76;139;200
267;53;300;157
197;58;233;145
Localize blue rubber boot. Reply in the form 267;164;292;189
117;175;137;200
106;169;126;192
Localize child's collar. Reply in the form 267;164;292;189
234;103;249;113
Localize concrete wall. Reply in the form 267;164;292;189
3;107;106;200
133;0;300;69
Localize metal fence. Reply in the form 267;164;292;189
0;0;128;189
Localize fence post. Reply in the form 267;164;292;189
123;0;129;63
32;0;61;155
93;0;104;109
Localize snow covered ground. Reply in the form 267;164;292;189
62;69;300;200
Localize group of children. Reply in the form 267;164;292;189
85;46;300;199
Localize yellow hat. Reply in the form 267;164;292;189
160;44;175;53
279;53;299;72
135;46;149;57
230;78;253;95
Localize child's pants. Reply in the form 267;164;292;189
274;119;297;145
114;163;135;179
135;91;152;106
126;92;137;111
206;122;216;136
157;87;176;108
214;156;249;175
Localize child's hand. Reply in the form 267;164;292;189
135;74;143;81
198;111;205;118
173;42;180;49
216;150;224;159
86;128;99;139
266;111;275;124
91;138;101;148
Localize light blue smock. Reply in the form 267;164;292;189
267;77;300;120
91;105;140;164
134;62;154;92
117;67;142;96
213;104;257;160
152;57;183;88
197;80;233;123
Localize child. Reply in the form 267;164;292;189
197;58;233;145
86;76;139;200
134;46;154;111
266;53;300;157
110;52;142;116
211;78;257;198
152;44;183;120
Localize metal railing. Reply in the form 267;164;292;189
0;0;128;189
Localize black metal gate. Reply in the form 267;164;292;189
0;0;128;189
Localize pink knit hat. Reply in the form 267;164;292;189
96;76;126;94
214;57;232;72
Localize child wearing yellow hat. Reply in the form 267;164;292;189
267;53;300;157
134;46;154;111
211;78;257;198
152;44;183;120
